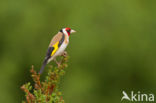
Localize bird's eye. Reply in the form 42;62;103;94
66;29;70;33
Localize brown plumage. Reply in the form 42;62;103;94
49;32;63;47
64;34;68;44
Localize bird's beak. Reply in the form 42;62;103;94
71;29;76;34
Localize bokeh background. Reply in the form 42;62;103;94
0;0;156;103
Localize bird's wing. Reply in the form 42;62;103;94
48;32;65;56
49;32;64;47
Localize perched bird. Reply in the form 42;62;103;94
39;27;76;74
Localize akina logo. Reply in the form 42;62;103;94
121;91;154;102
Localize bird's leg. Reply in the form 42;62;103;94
55;51;68;65
61;51;68;57
54;58;61;67
54;51;68;67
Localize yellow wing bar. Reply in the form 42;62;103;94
51;42;59;56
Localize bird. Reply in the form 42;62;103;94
39;27;76;74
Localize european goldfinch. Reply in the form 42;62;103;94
39;27;76;74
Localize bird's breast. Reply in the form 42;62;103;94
64;34;69;44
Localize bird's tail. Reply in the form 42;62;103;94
39;59;48;74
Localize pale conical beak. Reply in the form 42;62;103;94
71;29;76;33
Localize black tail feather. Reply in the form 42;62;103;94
39;59;48;74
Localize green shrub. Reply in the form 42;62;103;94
21;56;69;103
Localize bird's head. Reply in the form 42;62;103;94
60;27;76;36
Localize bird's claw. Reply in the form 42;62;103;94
62;51;68;57
55;51;68;67
56;62;61;68
54;59;61;67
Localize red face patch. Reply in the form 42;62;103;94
65;28;71;36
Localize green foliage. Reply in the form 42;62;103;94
21;56;68;103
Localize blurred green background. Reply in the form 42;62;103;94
0;0;156;103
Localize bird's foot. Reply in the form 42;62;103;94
54;59;61;68
62;51;68;57
57;62;61;68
